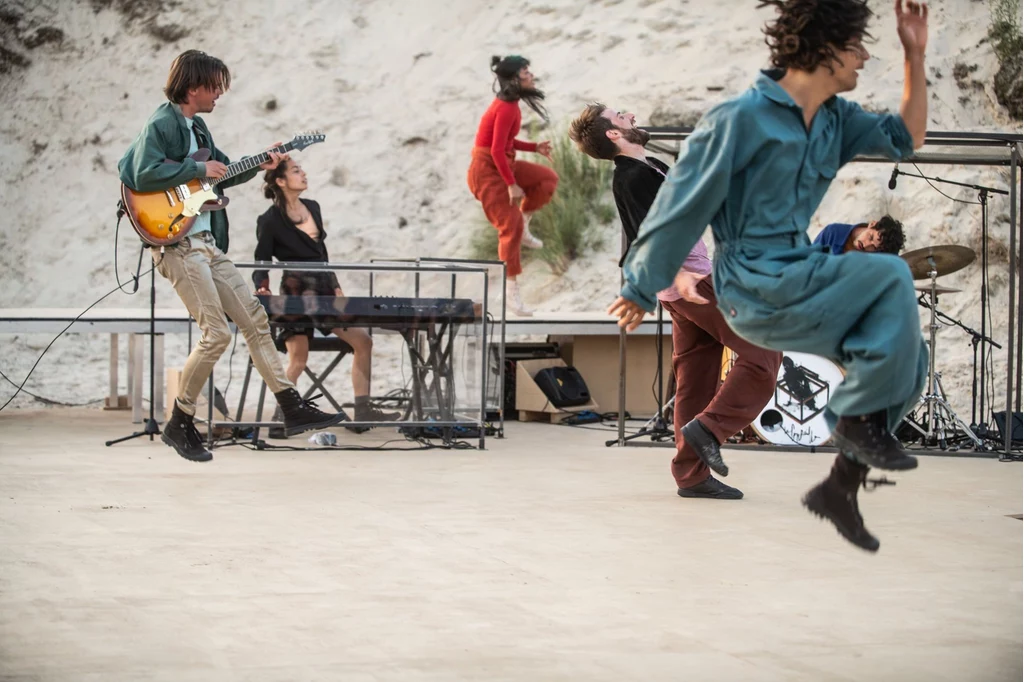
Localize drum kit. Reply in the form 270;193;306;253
898;244;986;449
721;244;984;449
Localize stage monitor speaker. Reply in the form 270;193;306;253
992;410;1022;447
500;343;562;416
533;366;591;408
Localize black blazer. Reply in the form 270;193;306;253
611;155;670;267
252;199;340;290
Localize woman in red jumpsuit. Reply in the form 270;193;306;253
467;55;559;316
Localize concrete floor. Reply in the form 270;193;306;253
0;409;1020;682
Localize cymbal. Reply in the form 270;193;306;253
914;284;962;295
900;245;976;280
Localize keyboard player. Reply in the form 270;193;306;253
254;159;399;433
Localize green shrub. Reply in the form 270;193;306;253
990;0;1022;64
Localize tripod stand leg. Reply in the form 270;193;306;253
154;334;165;421
615;326;627;447
933;398;984;449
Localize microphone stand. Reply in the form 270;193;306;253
106;244;162;446
892;166;1009;439
607;302;675;446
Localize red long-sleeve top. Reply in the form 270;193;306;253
473;98;538;185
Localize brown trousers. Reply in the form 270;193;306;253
467;147;558;277
662;277;782;488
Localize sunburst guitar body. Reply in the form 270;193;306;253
121;131;326;247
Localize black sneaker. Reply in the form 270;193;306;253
832;411;918;471
802;454;894;552
274;388;348;437
680;419;729;477
161;404;213;462
678;476;743;500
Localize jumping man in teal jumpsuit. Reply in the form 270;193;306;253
609;0;931;552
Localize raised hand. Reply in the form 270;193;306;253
895;0;928;57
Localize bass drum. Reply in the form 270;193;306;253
752;351;845;447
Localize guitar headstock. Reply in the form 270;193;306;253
289;130;326;151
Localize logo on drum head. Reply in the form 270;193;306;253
759;409;818;443
776;355;830;424
749;352;843;448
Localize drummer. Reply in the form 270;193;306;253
814;215;905;255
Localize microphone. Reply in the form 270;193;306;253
888;165;899;190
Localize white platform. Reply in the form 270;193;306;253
0;408;1020;681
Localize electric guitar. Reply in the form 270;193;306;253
120;130;326;247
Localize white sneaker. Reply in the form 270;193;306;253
506;280;534;317
521;214;543;249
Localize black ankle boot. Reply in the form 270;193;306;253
802;454;893;552
354;396;401;423
161;404;213;462
832;411;918;471
680;419;728;476
267;406;287;440
274;388;348;437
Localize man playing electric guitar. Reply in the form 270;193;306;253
119;49;347;462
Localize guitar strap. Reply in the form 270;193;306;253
193;125;211;154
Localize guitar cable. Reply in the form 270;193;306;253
0;203;157;413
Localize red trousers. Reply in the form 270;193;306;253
467;147;558;277
662;277;782;488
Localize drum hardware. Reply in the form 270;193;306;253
913;284;961;296
909;289;1002;450
891;166;1010;450
900;244;976;280
899;253;992;450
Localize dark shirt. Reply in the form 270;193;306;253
252;199;340;290
612;155;671;267
813;222;859;255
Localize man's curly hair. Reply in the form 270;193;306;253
568;103;619;160
874;215;905;255
758;0;874;73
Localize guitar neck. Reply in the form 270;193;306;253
208;143;293;185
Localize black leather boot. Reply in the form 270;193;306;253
680;419;728;476
353;396;401;423
802;454;894;552
274;388;348;437
267;406;287;440
832;411;918;471
161;404;213;462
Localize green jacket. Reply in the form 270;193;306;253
118;102;261;253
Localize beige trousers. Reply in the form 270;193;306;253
154;232;292;416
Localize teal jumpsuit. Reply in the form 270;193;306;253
621;70;928;433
